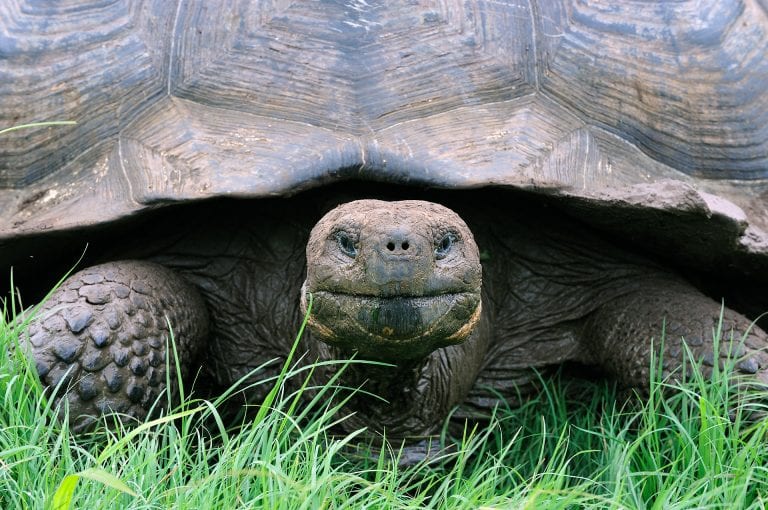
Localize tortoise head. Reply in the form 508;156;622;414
301;200;482;361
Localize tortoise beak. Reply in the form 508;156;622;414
300;282;481;361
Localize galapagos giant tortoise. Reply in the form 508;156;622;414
2;1;768;443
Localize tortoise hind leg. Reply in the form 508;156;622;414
583;278;768;393
24;260;209;432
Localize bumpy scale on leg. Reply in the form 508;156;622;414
584;278;768;393
24;260;209;431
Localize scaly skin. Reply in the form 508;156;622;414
584;278;768;390
25;261;208;431
22;198;768;440
299;200;488;439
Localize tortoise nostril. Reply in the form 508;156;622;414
383;229;413;254
385;240;410;252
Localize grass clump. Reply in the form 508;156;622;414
1;290;768;509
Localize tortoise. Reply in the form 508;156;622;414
2;0;768;445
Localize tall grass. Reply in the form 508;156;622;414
2;289;768;509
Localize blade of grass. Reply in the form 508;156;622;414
0;121;76;135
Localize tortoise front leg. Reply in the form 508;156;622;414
23;260;209;432
584;278;768;392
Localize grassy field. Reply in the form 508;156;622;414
2;293;768;509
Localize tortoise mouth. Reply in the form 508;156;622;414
302;288;481;360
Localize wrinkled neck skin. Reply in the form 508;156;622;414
304;304;491;439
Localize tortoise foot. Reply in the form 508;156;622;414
24;260;209;432
586;279;768;399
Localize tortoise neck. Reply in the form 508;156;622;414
326;347;449;436
305;322;490;438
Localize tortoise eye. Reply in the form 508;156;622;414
335;231;357;258
435;233;457;259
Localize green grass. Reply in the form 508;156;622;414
0;121;76;136
2;293;768;509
